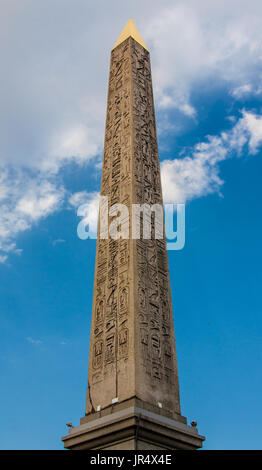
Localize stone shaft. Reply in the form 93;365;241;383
85;36;181;419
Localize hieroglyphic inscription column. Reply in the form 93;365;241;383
85;27;181;419
131;38;181;416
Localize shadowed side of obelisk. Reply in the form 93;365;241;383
129;35;182;419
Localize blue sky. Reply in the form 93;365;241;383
1;0;262;449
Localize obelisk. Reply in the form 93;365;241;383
62;19;205;450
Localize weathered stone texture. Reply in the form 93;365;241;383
85;37;180;419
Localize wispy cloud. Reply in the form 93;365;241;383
161;110;262;204
26;337;43;345
0;172;65;260
231;83;262;99
52;238;66;246
231;84;253;98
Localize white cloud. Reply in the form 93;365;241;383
68;190;97;208
44;124;102;173
0;254;8;264
0;170;65;259
161;110;262;204
242;111;262;153
16;181;64;221
145;1;262;116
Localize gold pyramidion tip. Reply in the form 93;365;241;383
113;18;148;51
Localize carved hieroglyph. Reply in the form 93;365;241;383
85;34;181;418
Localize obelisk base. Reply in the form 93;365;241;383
62;399;205;450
